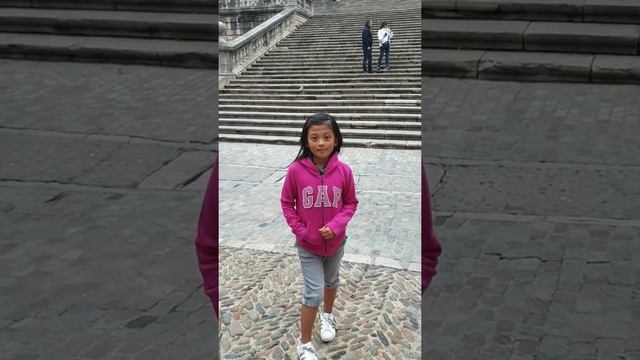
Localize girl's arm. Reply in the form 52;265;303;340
423;165;442;293
281;166;307;239
195;156;219;316
325;167;358;238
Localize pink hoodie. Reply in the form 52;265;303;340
281;153;358;256
195;156;218;316
423;165;442;293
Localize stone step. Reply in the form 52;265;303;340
253;59;420;66
243;68;422;75
295;25;421;33
422;0;640;24
263;50;421;58
245;67;420;74
276;41;421;48
278;42;420;48
0;32;217;68
219;98;421;106
220;133;420;149
219;104;421;114
230;79;421;87
218;93;422;100
306;16;421;23
220;87;421;95
285;33;420;41
0;7;217;40
237;72;422;79
219;125;420;140
219;118;422;130
313;0;421;15
312;7;420;15
223;82;421;90
422;18;640;55
311;9;421;17
0;0;217;13
421;48;640;84
219;111;421;121
236;75;420;85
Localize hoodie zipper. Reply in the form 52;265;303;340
320;171;326;256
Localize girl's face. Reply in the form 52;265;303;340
306;122;336;164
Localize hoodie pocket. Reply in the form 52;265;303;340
301;219;324;246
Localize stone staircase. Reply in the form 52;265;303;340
219;4;422;149
422;0;640;83
0;0;217;68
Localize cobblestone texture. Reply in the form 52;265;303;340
219;246;421;360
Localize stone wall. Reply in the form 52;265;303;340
220;0;312;40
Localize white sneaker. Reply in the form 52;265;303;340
318;312;337;342
296;338;318;360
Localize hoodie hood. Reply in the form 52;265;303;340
298;152;340;176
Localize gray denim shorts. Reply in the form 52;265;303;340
297;245;345;307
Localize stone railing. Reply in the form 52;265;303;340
219;5;313;89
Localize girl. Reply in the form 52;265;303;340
281;113;358;360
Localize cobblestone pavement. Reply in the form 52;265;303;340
219;246;421;360
219;142;421;271
0;60;218;359
423;77;640;360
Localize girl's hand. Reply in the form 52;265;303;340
319;226;335;240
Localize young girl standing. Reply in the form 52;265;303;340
281;113;358;360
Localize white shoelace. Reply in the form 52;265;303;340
321;313;337;332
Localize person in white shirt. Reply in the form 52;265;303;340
377;21;393;71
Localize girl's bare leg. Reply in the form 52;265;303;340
323;287;338;313
300;304;318;343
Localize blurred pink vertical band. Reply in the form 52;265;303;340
422;164;442;293
195;154;219;317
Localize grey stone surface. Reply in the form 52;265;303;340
423;76;640;359
0;59;217;359
584;0;640;24
592;55;640;84
422;48;484;78
423;77;640;165
432;165;640;219
0;32;217;68
0;8;217;40
0;60;216;143
524;22;640;55
478;51;593;82
140;151;215;190
423;19;529;50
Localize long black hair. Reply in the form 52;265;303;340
293;113;343;163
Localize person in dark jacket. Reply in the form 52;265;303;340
361;20;373;73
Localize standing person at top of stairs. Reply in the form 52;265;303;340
362;19;374;73
377;21;393;71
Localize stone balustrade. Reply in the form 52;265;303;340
219;4;312;89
